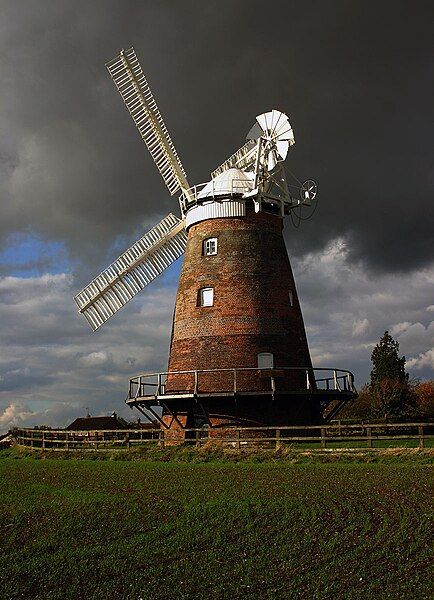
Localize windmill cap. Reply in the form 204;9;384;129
197;168;254;200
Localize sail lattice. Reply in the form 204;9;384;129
106;47;189;196
75;213;187;330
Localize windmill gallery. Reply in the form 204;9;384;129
74;47;357;439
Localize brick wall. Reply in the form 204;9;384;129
163;206;320;426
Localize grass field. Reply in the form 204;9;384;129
0;452;432;599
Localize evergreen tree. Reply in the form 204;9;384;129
370;331;408;386
369;331;414;418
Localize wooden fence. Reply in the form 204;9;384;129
11;422;434;451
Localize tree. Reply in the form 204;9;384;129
337;384;375;419
369;331;415;419
336;331;429;421
370;331;408;386
413;380;434;418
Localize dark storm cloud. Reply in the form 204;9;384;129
0;0;433;278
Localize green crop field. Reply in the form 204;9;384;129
0;452;432;599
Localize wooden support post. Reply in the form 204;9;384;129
275;428;281;450
321;428;326;449
418;426;424;448
366;426;372;449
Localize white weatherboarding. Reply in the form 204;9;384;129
74;47;317;330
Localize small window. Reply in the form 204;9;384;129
203;238;218;256
289;290;294;307
257;352;274;369
198;287;214;307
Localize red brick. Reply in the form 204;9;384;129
163;206;321;430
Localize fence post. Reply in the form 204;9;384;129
195;429;200;448
236;429;241;450
159;429;165;449
321;428;326;449
270;376;276;400
366;426;372;449
42;431;45;451
275;428;281;450
125;432;130;449
418;426;424;448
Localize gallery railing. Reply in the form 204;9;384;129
126;366;357;401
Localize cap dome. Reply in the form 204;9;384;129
197;168;254;200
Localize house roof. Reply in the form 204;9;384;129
65;414;128;431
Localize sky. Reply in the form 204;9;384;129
1;0;433;432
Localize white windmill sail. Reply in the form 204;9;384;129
255;110;295;170
74;214;187;331
106;47;190;196
212;110;295;178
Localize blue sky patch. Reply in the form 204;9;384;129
0;233;70;278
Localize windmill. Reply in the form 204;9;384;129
75;47;356;433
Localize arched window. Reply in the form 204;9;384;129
203;238;218;256
257;352;274;369
198;287;214;307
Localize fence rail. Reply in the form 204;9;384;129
11;423;434;451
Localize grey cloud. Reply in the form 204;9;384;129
0;257;60;277
294;241;434;382
407;350;434;371
395;322;434;356
0;269;177;432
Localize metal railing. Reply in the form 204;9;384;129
127;367;357;401
179;178;254;213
